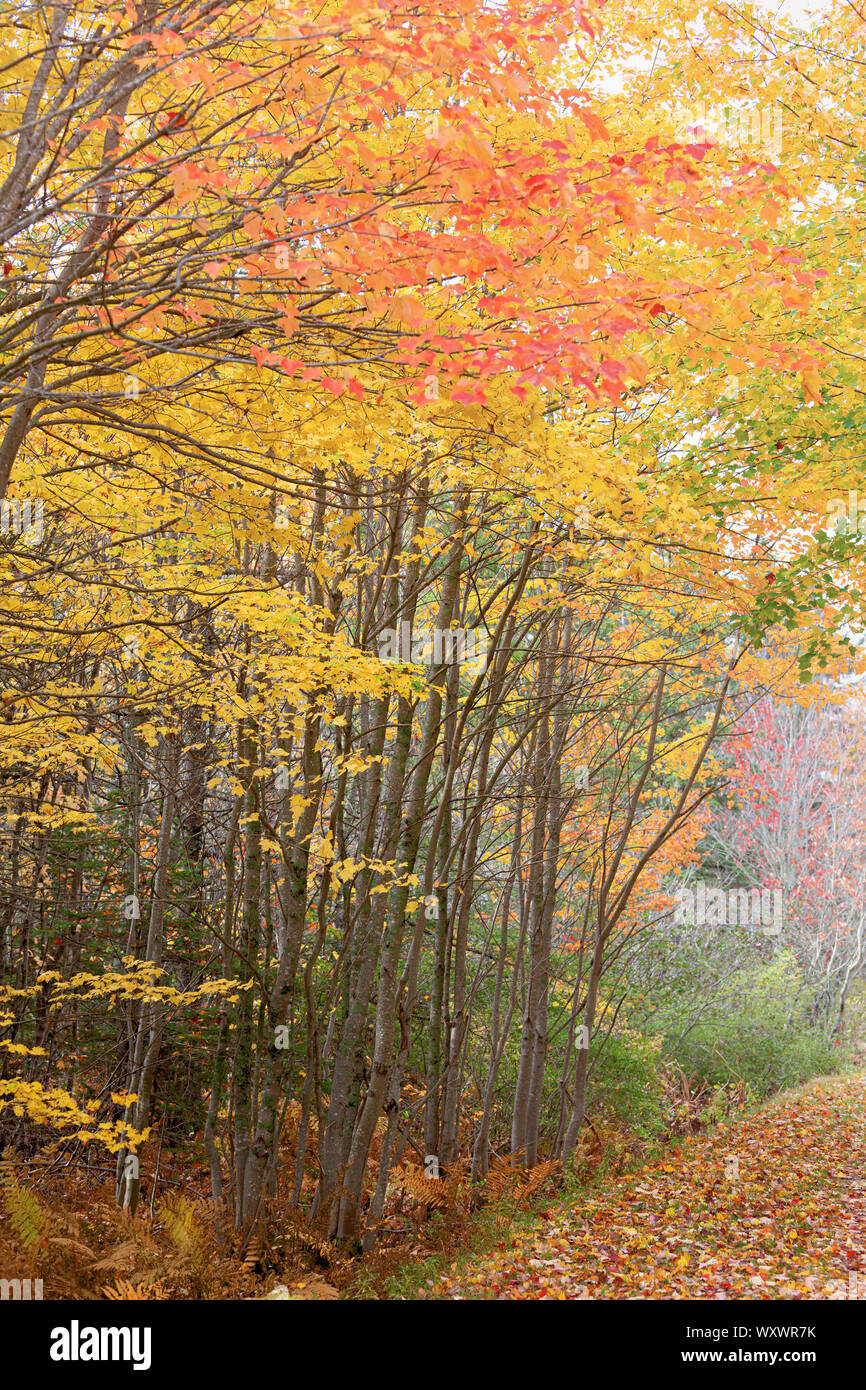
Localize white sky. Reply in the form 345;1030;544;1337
759;0;830;20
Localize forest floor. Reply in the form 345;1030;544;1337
430;1075;866;1300
2;1074;862;1300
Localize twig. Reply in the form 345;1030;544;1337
149;1110;168;1220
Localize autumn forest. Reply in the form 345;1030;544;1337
0;0;864;1337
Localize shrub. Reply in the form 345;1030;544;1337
588;1027;666;1138
668;952;847;1096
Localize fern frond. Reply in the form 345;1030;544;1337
485;1152;521;1203
157;1192;212;1296
103;1276;169;1300
282;1210;337;1264
395;1159;468;1213
157;1192;200;1260
521;1159;559;1201
0;1163;47;1250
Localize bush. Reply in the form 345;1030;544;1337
667;951;847;1096
588;1027;666;1138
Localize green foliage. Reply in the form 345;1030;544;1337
157;1192;214;1297
0;1164;47;1250
589;1029;667;1138
158;1192;202;1261
667;952;848;1096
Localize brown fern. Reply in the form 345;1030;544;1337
521;1159;560;1202
282;1208;337;1265
103;1275;169;1300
